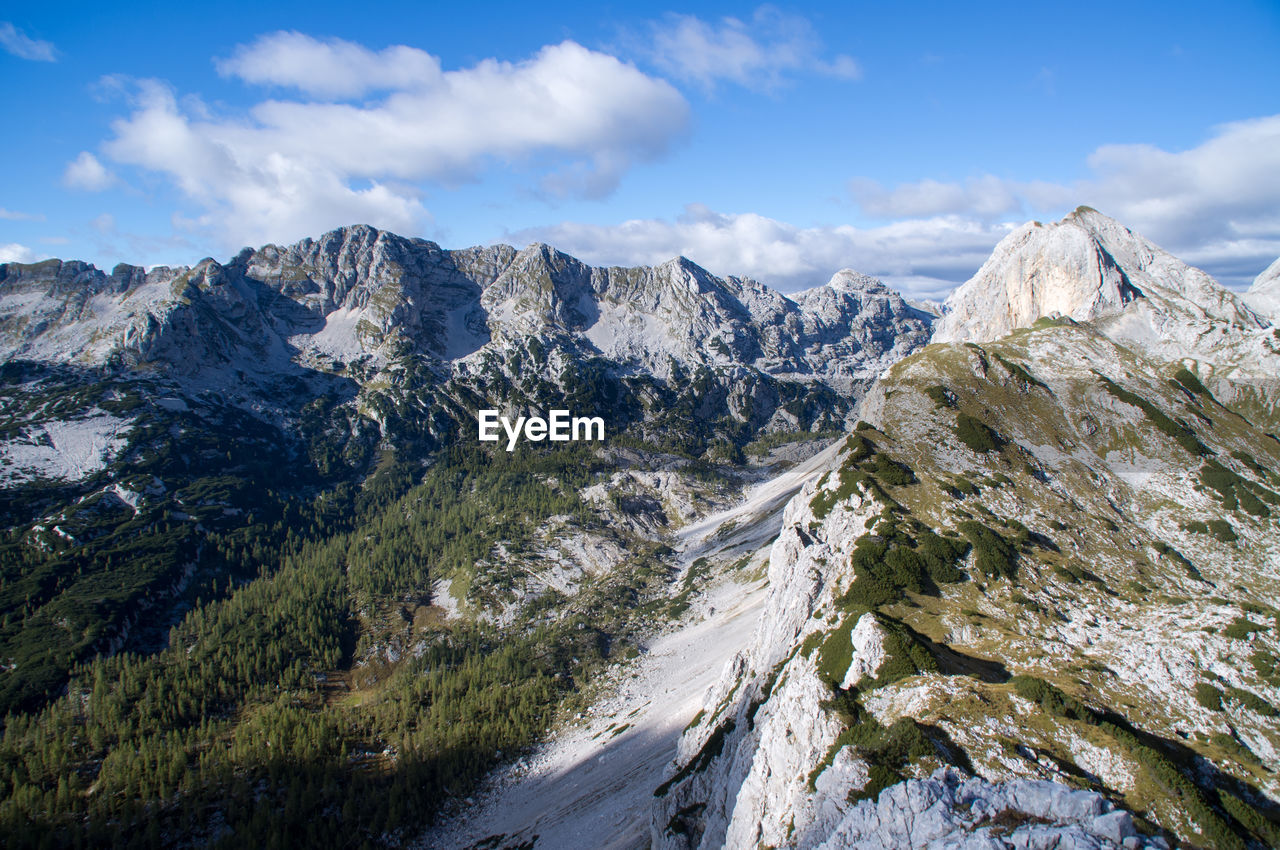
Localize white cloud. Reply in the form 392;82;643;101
647;6;860;91
93;38;688;250
849;175;1030;219
1083;115;1280;253
63;152;117;191
0;208;42;221
848;115;1280;288
215;31;442;99
514;204;1013;299
0;243;37;263
0;22;56;62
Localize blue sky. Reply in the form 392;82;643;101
1;1;1278;297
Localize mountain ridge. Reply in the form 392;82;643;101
3;213;1280;849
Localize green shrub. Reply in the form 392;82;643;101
993;352;1049;391
1008;675;1254;847
870;453;916;486
1194;682;1224;711
955;412;1001;453
813;688;941;800
1010;591;1038;611
817;620;857;685
1223;617;1267;640
1224;686;1277;716
1010;676;1092;721
1151;540;1202;580
924;385;956;409
873;616;940;686
811;467;866;520
654;717;737;797
1199;460;1275;517
1172;367;1210;398
1207;519;1238;542
1054;565;1081;584
1221;793;1280;847
840;517;969;611
1250;649;1280;685
1098;375;1208;456
1229;450;1269;478
958;521;1018;579
1184;519;1237;543
845;433;875;463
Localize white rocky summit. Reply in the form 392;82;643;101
1245;256;1280;321
933;207;1269;361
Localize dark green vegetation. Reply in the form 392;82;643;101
809;432;916;520
814;687;943;802
1011;676;1280;849
955;412;1002;453
798;434;996;801
924;385;956;409
1;437;669;848
992;352;1049;392
0;359;706;849
0;291;868;848
1096;373;1209;456
838;513;969;612
0;362;344;716
1172;367;1210;399
796;335;1280;845
653;718;736;799
1182;519;1238;543
1198;459;1278;517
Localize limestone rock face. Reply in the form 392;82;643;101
933;207;1280;424
814;768;1165;850
0;227;938;452
933;207;1267;362
652;476;881;850
1245;256;1280;321
0;226;932;398
477;248;933;391
933;210;1148;343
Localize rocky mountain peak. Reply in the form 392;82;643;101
825;268;885;294
933;208;1150;344
932;207;1270;378
1245;256;1280;321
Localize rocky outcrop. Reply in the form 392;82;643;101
933;207;1269;362
1245;256;1280;321
933;207;1280;426
933;209;1150;343
0;227;931;386
816;767;1165;850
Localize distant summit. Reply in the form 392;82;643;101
1245;256;1280;321
934;206;1264;344
931;207;1277;398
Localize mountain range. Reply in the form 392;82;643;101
0;208;1278;849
